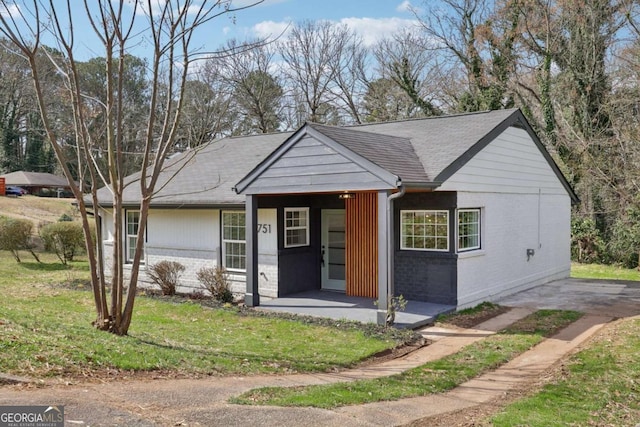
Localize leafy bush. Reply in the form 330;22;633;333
58;213;74;222
606;208;640;269
571;217;604;264
40;221;85;264
148;260;185;296
0;216;40;262
197;265;234;303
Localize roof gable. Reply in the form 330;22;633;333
234;124;412;195
355;109;577;202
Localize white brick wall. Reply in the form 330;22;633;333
455;191;571;308
99;207;279;298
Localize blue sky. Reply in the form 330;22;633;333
220;0;420;47
1;0;422;60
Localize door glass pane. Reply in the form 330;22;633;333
328;214;345;280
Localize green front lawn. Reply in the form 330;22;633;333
491;317;640;426
0;252;405;378
232;310;582;408
571;262;640;281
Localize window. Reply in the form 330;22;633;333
400;210;449;251
222;211;246;271
458;209;481;251
284;208;309;248
126;210;144;263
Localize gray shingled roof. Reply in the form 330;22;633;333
94;108;576;207
1;171;70;187
307;123;431;183
354;108;519;183
95;132;291;207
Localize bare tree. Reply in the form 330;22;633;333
280;20;345;125
220;39;283;134
412;0;518;112
362;77;420;122
177;59;235;149
0;0;261;335
327;29;369;124
373;30;442;116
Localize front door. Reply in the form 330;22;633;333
321;209;346;291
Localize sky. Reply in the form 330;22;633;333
0;0;423;61
219;0;421;48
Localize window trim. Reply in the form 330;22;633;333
457;208;481;252
400;209;450;252
284;207;310;248
125;210;144;264
221;210;246;272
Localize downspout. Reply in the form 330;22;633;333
386;182;406;321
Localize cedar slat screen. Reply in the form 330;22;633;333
345;192;378;298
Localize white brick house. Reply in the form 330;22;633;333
94;109;578;324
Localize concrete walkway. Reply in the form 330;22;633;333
0;308;612;426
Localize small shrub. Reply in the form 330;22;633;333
197;266;234;303
40;221;85;264
148;260;185;296
571;217;604;264
0;216;40;263
58;213;74;222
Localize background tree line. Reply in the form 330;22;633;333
1;0;639;267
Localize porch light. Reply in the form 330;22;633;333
339;192;355;199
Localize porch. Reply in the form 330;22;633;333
259;290;455;329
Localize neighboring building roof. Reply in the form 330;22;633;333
0;171;70;188
93;108;578;207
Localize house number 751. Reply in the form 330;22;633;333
257;224;272;233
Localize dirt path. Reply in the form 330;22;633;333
0;309;612;426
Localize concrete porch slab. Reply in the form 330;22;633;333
258;290;455;329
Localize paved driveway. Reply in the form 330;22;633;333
496;277;640;317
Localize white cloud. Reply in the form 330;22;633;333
252;20;292;41
251;17;418;47
0;3;21;18
396;0;422;14
396;1;411;12
339;17;420;46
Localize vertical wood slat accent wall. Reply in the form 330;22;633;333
345;192;378;298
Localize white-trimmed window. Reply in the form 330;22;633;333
458;209;481;252
284;208;309;248
126;210;144;263
400;210;449;251
222;211;246;271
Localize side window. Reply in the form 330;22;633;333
458;209;481;252
222;211;246;271
284;208;309;248
400;210;449;251
126;210;144;263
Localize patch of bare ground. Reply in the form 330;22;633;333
436;303;510;329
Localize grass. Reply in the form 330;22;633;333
490;317;640;427
0;195;78;226
0;251;405;379
571;262;640;281
231;309;583;408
